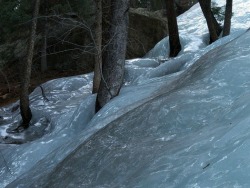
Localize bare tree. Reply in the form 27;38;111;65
92;0;102;93
166;0;182;57
41;0;48;73
41;25;47;72
199;0;219;43
18;0;40;130
222;0;233;37
95;0;130;112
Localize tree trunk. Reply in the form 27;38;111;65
92;0;102;94
19;0;40;129
166;0;182;57
96;0;129;112
222;0;233;37
41;1;48;73
41;21;48;72
211;10;222;36
102;0;112;48
198;0;218;43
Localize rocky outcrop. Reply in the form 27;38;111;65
127;8;168;58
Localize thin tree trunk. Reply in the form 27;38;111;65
92;0;102;94
19;0;40;129
96;0;129;112
222;0;233;37
41;1;48;73
41;21;47;72
166;0;181;57
198;0;218;43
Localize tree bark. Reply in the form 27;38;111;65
102;0;112;49
92;0;102;93
222;0;233;37
96;0;129;112
166;0;182;57
198;0;218;43
19;0;40;129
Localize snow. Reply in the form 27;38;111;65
1;0;250;187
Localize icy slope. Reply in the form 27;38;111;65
7;28;250;188
1;0;250;187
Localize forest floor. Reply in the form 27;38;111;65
0;66;84;107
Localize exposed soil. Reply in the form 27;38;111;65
0;65;85;107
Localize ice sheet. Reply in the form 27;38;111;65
1;0;250;187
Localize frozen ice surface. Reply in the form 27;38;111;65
1;0;250;187
7;28;250;188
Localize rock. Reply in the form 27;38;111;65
127;8;168;58
130;0;198;13
176;0;198;15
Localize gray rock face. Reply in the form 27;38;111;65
127;8;168;58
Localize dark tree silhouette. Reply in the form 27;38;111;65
166;0;182;57
222;0;233;37
41;0;48;73
199;0;219;43
19;0;40;130
92;0;102;94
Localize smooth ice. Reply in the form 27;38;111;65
1;0;250;187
